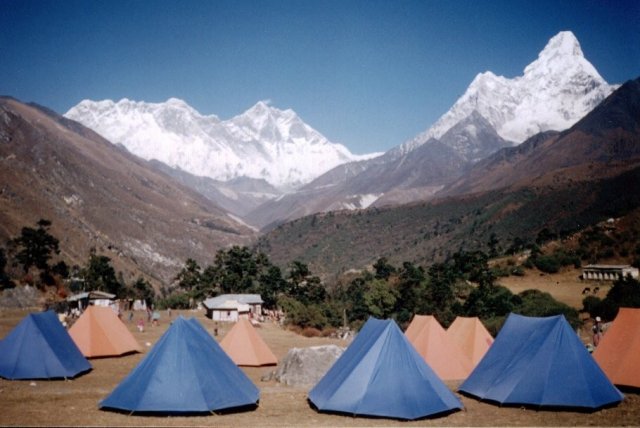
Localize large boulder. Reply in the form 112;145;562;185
262;345;344;387
0;285;42;308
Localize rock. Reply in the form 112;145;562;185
0;285;42;308
262;345;344;387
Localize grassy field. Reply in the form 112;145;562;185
1;302;638;427
498;266;612;310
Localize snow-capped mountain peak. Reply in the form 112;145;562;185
65;98;375;190
400;31;617;154
523;31;603;83
530;31;586;68
538;30;584;59
230;100;302;142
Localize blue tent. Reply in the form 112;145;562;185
459;313;623;409
0;310;91;380
308;317;462;420
100;316;259;413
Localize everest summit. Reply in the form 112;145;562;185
402;31;618;154
65;99;376;190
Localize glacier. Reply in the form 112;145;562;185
65;31;617;206
65;98;379;190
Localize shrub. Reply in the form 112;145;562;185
490;266;511;278
598;275;640;321
157;292;191;309
463;284;519;319
278;296;328;329
482;315;507;337
301;327;322;337
582;295;602;317
533;255;560;273
510;266;525;276
531;249;581;274
598;248;615;259
321;327;337;338
515;289;580;329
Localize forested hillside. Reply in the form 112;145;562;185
257;166;640;280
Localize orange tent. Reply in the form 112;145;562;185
404;315;473;380
446;316;493;368
220;318;278;366
593;307;640;388
69;306;141;358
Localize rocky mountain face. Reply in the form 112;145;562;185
147;160;278;221
64;31;619;231
0;97;255;287
65;99;375;191
400;31;617;153
443;77;640;196
256;78;640;278
246;138;472;230
245;31;618;228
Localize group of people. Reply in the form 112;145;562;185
56;306;84;328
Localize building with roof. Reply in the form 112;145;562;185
582;264;639;281
202;294;263;322
67;290;116;311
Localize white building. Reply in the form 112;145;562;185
67;290;116;310
582;264;639;281
202;294;263;322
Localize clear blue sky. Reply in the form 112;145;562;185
1;0;638;154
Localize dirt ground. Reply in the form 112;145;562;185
1;301;639;427
498;267;611;309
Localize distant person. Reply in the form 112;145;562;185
592;316;603;347
128;311;134;323
58;312;67;328
137;318;145;333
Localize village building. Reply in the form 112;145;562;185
67;290;116;310
582;264;639;281
202;294;263;322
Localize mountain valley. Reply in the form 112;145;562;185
1;32;637;287
0;98;255;286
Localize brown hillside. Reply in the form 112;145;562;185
0;97;255;287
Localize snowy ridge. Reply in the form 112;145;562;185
65;99;378;190
399;31;618;155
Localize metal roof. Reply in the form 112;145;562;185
67;290;116;302
202;294;263;309
583;264;634;270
